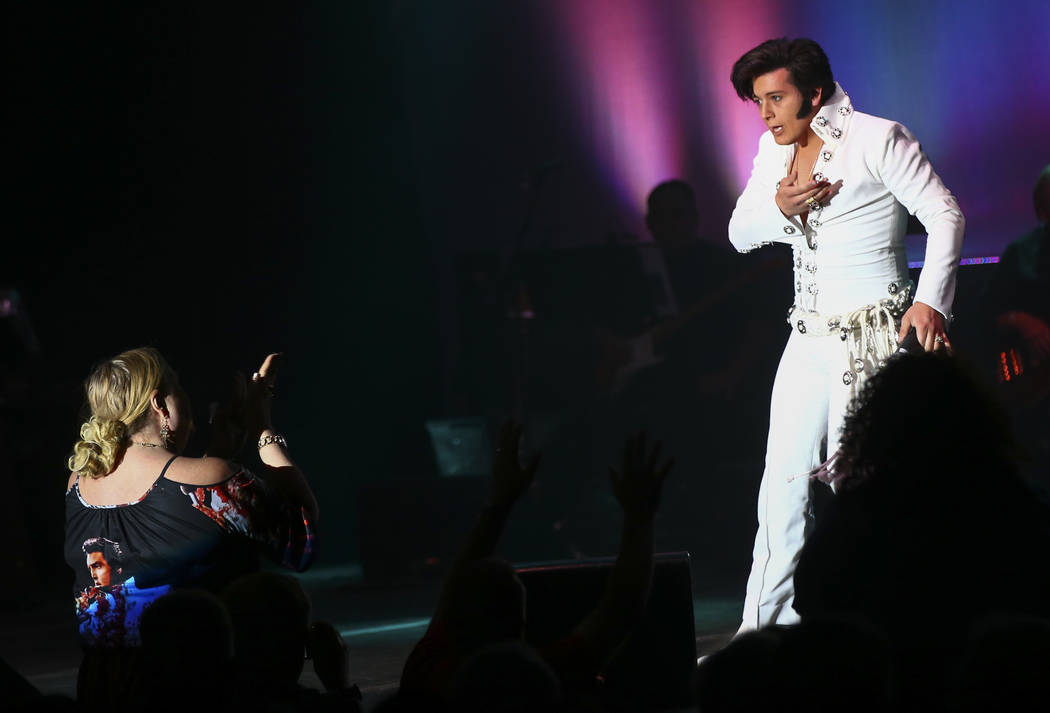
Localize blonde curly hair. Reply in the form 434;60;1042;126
68;347;174;479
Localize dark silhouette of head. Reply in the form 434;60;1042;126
834;352;1015;494
646;180;700;250
139;589;233;665
694;627;788;712
219;571;312;686
731;38;835;120
695;619;892;713
778;616;893;713
135;589;234;710
449;640;562;713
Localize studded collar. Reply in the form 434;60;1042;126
809;82;853;145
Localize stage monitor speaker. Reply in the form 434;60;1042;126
516;551;696;709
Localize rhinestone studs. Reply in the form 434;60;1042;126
888;281;899;294
810;219;821;228
831;128;843;139
842;371;854;385
807;283;819;295
805;262;817;273
839;106;851;116
815;116;828;127
822;151;832;161
797;320;807;334
854;358;865;372
784;225;796;234
813;172;825;182
827;317;840;329
840;327;850;341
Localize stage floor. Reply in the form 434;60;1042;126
3;564;740;710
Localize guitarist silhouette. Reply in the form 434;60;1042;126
986;165;1050;481
594;180;787;400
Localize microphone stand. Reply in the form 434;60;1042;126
496;163;558;449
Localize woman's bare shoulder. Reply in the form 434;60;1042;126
164;456;238;486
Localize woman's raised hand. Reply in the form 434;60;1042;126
245;352;281;439
205;353;282;457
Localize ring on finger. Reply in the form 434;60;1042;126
805;196;819;209
934;335;945;344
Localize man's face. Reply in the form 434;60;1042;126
86;551;112;587
751;68;820;145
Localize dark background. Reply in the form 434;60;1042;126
3;2;1048;592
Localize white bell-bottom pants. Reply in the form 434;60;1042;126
738;328;854;632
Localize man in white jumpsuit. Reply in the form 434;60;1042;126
727;38;965;630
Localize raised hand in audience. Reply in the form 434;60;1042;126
309;619;364;709
489;420;541;508
610;430;674;519
566;431;675;671
436;420;540;593
308;620;351;692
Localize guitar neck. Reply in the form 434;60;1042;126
653;257;781;345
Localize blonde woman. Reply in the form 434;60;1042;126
64;347;317;700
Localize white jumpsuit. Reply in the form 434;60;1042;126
728;83;965;630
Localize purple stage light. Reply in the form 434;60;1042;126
686;0;783;193
555;0;687;213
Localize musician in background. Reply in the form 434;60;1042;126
988;165;1050;480
593;181;784;565
991;166;1050;365
601;180;782;435
645;180;756;401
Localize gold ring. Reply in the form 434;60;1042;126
805;197;819;209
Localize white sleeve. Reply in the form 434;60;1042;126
875;123;965;319
728;132;804;253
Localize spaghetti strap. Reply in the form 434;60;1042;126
158;454;179;481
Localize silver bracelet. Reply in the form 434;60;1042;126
258;433;288;450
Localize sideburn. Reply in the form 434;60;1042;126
795;88;822;121
795;101;818;121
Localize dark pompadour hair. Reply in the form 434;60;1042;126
82;536;125;564
730;38;836;118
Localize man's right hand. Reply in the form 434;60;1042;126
775;169;841;217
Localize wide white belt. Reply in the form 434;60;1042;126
787;280;914;389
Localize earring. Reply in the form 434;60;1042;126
160;417;173;447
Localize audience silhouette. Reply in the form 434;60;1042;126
220;571;363;712
396;422;673;710
794;351;1050;711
